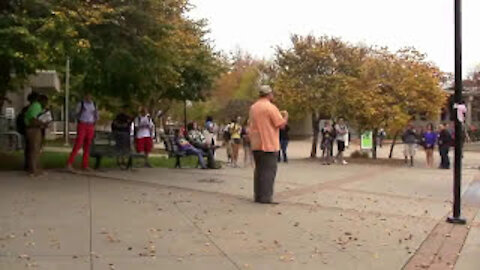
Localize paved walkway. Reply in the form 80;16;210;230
1;141;479;269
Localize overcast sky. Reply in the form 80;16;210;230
189;0;480;75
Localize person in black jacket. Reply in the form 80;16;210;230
111;106;133;156
438;123;452;169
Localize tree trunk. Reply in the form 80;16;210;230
310;112;320;158
372;128;378;159
0;95;5;113
388;131;399;159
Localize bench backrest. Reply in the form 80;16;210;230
162;135;183;157
93;131;114;146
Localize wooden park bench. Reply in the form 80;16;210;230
90;131;145;170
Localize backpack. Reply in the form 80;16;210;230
15;105;30;135
134;115;153;137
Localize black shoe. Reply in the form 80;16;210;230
259;201;279;205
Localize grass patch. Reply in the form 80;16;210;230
43;138;73;148
0;151;199;171
44;139;168;155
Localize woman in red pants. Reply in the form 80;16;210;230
66;93;98;171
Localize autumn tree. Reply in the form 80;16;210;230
273;35;366;157
341;47;447;158
273;34;446;159
179;51;262;123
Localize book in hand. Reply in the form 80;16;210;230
37;110;53;124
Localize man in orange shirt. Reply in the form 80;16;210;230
249;85;288;204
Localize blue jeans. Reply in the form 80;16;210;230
278;139;288;162
185;147;207;169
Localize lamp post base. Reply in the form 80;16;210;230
446;216;467;225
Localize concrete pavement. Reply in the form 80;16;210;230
0;141;479;269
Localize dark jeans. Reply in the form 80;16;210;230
439;145;450;169
253;151;278;203
278;139;288;162
114;131;131;155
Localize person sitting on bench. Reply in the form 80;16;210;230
175;130;208;169
186;123;219;169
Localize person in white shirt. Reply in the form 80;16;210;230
134;107;155;167
67;92;98;171
334;118;349;165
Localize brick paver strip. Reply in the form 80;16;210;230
334;187;449;204
276;168;396;200
403;178;480;270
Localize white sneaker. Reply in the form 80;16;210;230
342;160;348;165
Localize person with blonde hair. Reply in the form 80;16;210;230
227;116;242;168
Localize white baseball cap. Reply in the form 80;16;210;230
259;85;273;95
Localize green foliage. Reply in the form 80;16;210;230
0;0;222;113
169;52;262;124
0;0;51;104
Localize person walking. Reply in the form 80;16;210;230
134;107;155;167
241;119;253;167
24;95;49;176
422;123;437;168
223;122;233;165
67;92;98;171
249;85;288;204
335;118;348;165
278;124;290;163
402;124;418;167
321;120;335;165
227;117;242;168
438;123;453;169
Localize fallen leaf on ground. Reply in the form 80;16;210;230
18;254;30;260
